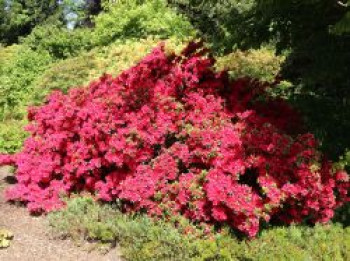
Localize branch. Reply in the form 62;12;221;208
338;1;349;7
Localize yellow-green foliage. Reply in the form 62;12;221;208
0;228;13;249
32;38;160;102
32;52;98;103
0;45;19;72
22;25;94;59
0;45;53;120
0;45;52;153
216;47;284;82
93;0;196;45
34;37;186;98
49;196;350;261
90;38;166;78
0;120;28;154
93;37;186;76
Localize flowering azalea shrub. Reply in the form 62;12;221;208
0;42;349;237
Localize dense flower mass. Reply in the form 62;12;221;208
0;42;349;237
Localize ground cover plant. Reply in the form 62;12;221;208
49;196;350;261
1;42;348;238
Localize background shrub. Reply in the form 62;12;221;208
0;120;28;154
91;37;186;76
93;0;196;45
0;45;18;73
0;45;53;153
0;45;53;120
21;24;94;60
216;46;284;82
32;38;181;101
32;52;98;99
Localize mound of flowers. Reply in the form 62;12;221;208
0;42;349;237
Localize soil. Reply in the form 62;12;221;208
0;166;123;261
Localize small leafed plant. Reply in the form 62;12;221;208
0;228;13;249
50;196;350;261
0;42;349;237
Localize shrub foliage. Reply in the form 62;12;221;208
1;42;349;237
216;47;284;82
93;0;196;45
49;196;350;261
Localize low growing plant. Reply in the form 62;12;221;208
0;228;13;249
49;196;350;261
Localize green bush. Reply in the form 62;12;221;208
21;1;195;58
0;45;18;73
32;52;98;101
0;45;52;153
0;120;28;154
32;38;159;100
49;196;350;261
216;47;284;82
90;38;164;77
93;0;196;45
21;24;94;59
0;45;53;120
92;37;186;76
33;37;185;99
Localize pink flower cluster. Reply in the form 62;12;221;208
0;42;349;237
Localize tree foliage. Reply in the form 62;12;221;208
256;0;350;96
168;0;257;52
63;0;103;28
169;1;350;159
0;0;63;44
253;0;350;159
